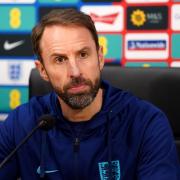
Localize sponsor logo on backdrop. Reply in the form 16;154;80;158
125;33;169;60
0;34;33;57
0;86;28;113
126;0;168;3
4;40;24;51
0;6;36;32
0;60;35;85
8;62;22;80
81;5;123;32
128;40;166;51
127;6;168;30
98;34;122;64
171;5;180;31
0;0;35;3
90;13;119;25
131;9;146;27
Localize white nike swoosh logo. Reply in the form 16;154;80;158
36;166;59;174
4;40;24;51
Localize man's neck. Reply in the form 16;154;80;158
58;89;103;122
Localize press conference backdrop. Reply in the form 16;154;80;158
0;0;180;120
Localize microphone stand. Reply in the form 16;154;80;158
0;120;45;169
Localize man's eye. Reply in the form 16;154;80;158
55;56;67;63
79;51;88;59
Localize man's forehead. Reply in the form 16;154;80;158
51;46;92;56
41;25;94;43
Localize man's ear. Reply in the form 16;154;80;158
98;46;104;71
34;60;49;81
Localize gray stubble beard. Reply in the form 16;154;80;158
54;76;101;109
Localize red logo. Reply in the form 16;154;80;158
90;12;119;24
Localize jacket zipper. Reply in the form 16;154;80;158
73;137;80;180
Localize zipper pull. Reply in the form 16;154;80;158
73;137;80;152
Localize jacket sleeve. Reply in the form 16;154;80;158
137;111;180;180
0;110;19;179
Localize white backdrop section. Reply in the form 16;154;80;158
171;4;180;31
125;0;169;3
171;61;180;67
0;0;36;4
0;59;35;86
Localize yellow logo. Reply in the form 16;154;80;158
143;63;151;68
131;9;146;27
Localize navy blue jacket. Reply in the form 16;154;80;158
0;81;179;180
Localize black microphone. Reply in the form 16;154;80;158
0;114;56;169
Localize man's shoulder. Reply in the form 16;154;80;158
124;92;165;123
109;88;167;129
104;79;161;111
5;93;55;130
103;80;161;115
108;86;162;116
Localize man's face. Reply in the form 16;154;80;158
35;25;104;109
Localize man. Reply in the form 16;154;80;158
0;8;179;180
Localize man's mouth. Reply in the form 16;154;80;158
67;84;89;94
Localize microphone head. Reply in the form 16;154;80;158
38;114;56;131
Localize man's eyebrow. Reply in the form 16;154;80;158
50;53;67;58
50;47;91;58
77;46;91;52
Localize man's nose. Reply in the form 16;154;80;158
68;60;81;78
